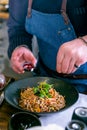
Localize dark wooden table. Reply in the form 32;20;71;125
0;100;20;130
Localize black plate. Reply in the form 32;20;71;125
4;77;79;116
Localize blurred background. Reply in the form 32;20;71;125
0;0;9;16
0;0;34;80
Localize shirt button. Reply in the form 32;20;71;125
58;31;61;34
67;27;71;31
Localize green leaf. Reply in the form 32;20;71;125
33;81;53;98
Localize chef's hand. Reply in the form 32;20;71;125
56;37;87;74
10;46;37;74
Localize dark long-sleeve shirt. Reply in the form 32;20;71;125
7;0;87;58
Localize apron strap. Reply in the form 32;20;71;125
27;0;33;17
61;0;67;12
61;0;69;24
27;0;69;24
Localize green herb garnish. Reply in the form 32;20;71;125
33;80;53;98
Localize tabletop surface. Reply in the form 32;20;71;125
0;100;20;130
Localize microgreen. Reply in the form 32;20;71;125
33;80;53;98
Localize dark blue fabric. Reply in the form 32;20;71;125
7;0;87;58
25;9;87;92
25;10;76;70
7;0;87;92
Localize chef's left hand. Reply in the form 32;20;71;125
56;38;87;74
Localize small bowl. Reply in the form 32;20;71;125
8;112;41;130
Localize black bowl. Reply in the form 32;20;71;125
5;77;78;116
8;112;41;130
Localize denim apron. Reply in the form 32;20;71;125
25;1;87;92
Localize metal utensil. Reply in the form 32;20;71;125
0;74;6;90
23;62;35;72
0;74;5;105
0;91;4;105
23;58;39;73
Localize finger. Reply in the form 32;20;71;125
11;53;24;66
67;58;76;74
56;52;65;73
11;60;24;74
71;59;84;73
11;56;24;74
71;66;79;74
71;63;81;73
23;52;37;66
61;55;71;73
75;58;85;68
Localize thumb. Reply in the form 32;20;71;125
23;51;37;67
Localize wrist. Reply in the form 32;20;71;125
78;36;87;46
14;45;29;50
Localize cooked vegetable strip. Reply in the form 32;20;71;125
19;81;66;112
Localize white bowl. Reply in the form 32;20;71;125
27;124;64;130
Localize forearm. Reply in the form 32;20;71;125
7;0;33;58
8;31;33;58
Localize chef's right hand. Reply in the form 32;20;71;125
10;46;37;74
